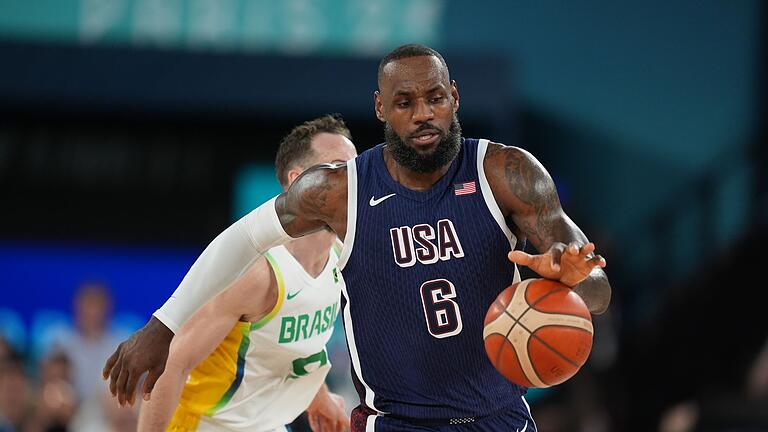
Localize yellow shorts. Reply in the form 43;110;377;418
166;404;202;431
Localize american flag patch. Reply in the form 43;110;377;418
454;181;476;196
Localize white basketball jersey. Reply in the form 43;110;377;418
168;244;343;432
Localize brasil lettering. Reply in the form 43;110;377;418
278;302;338;344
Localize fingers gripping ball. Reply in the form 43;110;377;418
483;278;593;388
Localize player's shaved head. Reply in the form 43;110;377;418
378;44;450;88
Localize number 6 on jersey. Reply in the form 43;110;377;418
420;279;463;338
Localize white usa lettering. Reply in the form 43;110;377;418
390;219;464;268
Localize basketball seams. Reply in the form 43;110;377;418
527;287;568;308
500;279;551;387
493;336;507;375
516;283;593;331
497;309;520;369
526;283;591;321
484;306;549;388
515;335;549;386
531;324;593;337
492;298;506;314
484;278;594;389
520;309;594;334
527;329;586;368
510;313;583;383
529;309;592;320
498;338;526;386
505;282;566;322
506;323;548;387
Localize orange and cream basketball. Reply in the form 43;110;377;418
483;278;594;388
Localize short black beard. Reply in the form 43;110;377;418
384;114;462;174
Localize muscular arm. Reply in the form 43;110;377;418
154;163;347;332
485;143;611;314
104;163;348;405
277;162;349;238
138;257;277;431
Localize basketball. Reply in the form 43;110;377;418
483;278;594;388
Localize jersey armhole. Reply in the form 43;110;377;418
477;139;522;283
477;139;518;251
250;252;285;330
336;159;357;270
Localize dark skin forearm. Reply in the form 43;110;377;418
486;142;611;314
275;162;349;239
103;316;174;405
522;206;611;314
103;163;351;406
573;268;611;315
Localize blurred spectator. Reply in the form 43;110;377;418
53;282;122;403
0;352;33;432
0;338;10;363
70;389;139;432
26;352;77;432
101;391;139;432
658;401;699;432
0;312;26;359
746;337;768;400
38;353;71;386
657;336;768;432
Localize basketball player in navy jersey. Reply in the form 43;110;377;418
104;44;610;431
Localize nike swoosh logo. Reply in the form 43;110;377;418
287;288;304;300
369;193;396;206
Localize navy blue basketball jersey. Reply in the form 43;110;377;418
337;138;534;425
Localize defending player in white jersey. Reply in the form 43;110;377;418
137;115;357;432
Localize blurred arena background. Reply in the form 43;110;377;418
0;1;766;431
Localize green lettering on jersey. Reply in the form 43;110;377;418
277;302;340;344
309;310;322;337
286;349;329;380
279;317;295;344
296;314;309;342
331;302;338;323
321;305;332;332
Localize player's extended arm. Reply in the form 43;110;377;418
137;257;276;431
103;163;348;405
485;143;611;314
305;384;350;432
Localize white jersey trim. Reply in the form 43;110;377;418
477;139;521;285
477;139;517;251
337;159;357;270
522;396;537;431
336;158;385;413
340;282;384;413
366;415;377;431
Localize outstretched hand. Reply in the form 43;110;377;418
102;316;174;406
306;385;350;432
508;241;606;287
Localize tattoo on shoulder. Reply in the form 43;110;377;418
279;163;347;234
503;148;545;205
498;145;561;248
303;165;342;213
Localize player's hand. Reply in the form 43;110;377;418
508;241;606;287
306;385;349;432
102;316;174;406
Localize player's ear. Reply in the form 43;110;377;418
451;80;460;113
374;91;385;122
287;168;302;187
